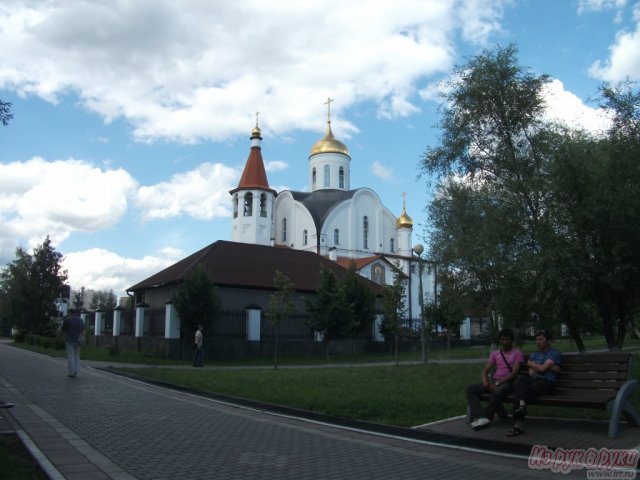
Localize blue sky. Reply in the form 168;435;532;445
0;0;637;298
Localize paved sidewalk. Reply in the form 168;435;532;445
0;343;628;479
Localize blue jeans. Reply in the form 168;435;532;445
65;341;80;375
193;347;204;367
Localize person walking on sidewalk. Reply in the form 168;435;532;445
466;328;524;430
61;309;85;377
193;324;204;367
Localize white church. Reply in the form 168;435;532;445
229;101;437;322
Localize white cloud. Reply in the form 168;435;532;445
587;3;640;81
543;79;612;133
62;248;179;297
135;163;239;221
589;26;640;80
577;0;626;15
0;157;137;263
371;161;394;181
0;1;508;143
457;0;509;45
265;160;288;172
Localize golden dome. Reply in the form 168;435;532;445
251;111;262;139
396;209;413;229
309;122;350;157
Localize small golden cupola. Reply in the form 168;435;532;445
395;193;413;229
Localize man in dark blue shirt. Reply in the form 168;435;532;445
507;329;561;436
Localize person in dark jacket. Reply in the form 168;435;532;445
61;309;85;377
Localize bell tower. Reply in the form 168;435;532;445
229;114;276;246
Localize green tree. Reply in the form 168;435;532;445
0;100;12;126
89;290;117;312
305;265;348;361
427;272;465;357
421;44;640;350
72;287;85;310
267;270;295;370
0;236;68;335
379;268;406;366
421;43;552;328
172;264;221;341
339;262;377;352
544;84;640;350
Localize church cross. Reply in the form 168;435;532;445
324;97;334;122
255;111;260;128
402;191;407;210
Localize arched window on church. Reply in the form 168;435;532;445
312;167;316;189
363;216;369;249
372;264;385;285
260;193;267;218
303;229;308;246
324;165;330;187
334;228;340;245
339;167;344;189
244;192;253;217
390;238;395;253
282;218;287;242
233;194;239;218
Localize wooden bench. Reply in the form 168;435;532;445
468;353;639;438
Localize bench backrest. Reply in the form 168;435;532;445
553;353;634;394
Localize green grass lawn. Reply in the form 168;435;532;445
0;436;47;480
117;352;640;427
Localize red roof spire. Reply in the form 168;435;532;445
230;115;275;194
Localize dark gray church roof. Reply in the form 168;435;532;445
127;239;384;296
290;189;359;232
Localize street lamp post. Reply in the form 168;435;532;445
412;244;427;364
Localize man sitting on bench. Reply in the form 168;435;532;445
507;329;561;437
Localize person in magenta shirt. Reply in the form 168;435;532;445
466;328;525;430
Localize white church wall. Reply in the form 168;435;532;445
321;200;353;257
273;192;317;250
309;152;350;191
292;203;316;251
352;189;385;255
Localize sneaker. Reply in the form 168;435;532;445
471;417;491;430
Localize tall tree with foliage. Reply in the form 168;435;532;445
267;270;296;370
421;44;640;350
89;290;117;312
340;262;377;351
545;83;640;350
420;43;553;334
379;268;406;366
172;264;221;341
0;236;68;335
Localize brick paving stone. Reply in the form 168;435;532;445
1;342;631;479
